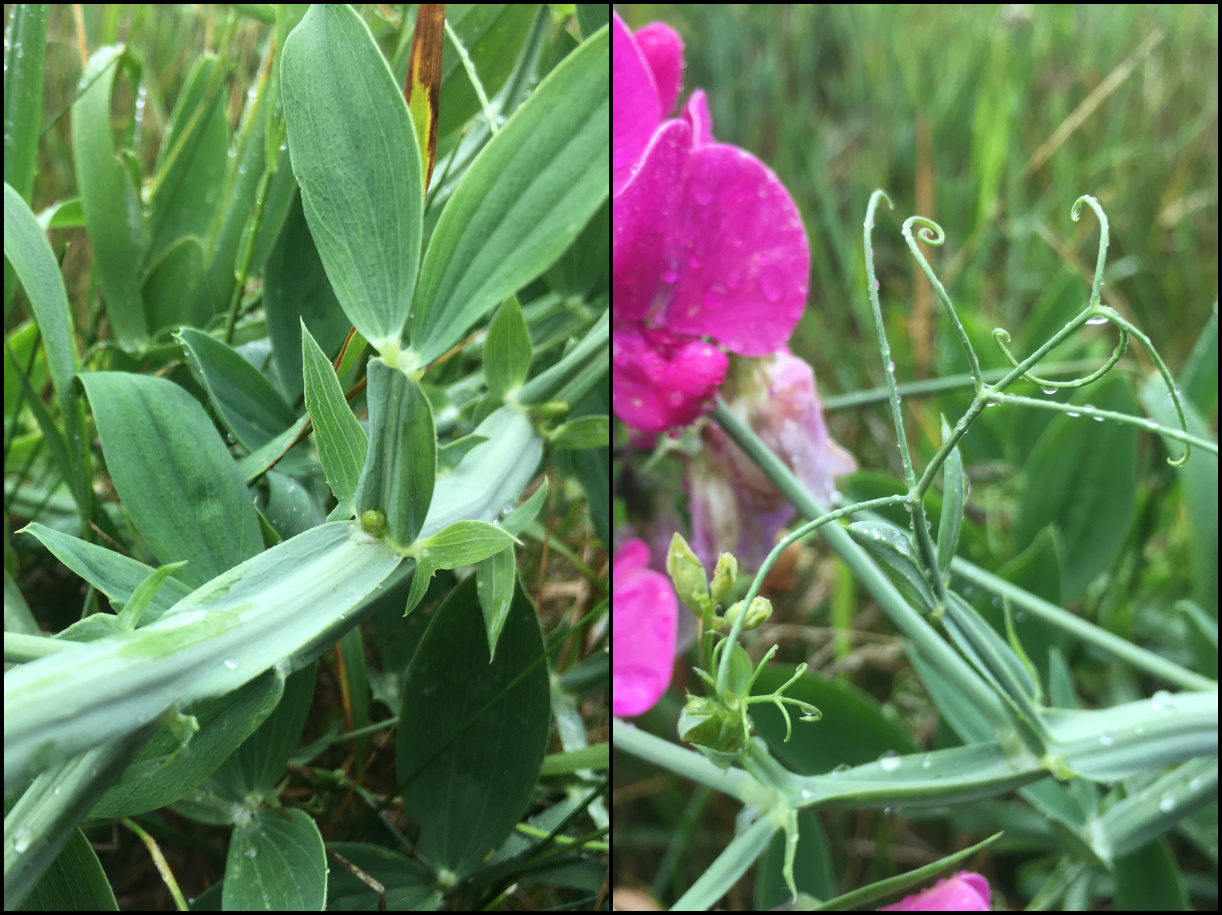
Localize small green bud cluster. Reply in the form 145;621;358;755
666;532;773;632
664;532;820;769
665;532;710;616
709;551;738;606
722;596;773;631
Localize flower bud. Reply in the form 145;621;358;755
709;552;738;605
666;532;709;615
677;695;748;769
722;596;772;631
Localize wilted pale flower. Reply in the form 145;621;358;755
612;539;678;717
613;11;809;434
688;349;855;568
879;871;991;911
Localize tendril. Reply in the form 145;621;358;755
992;323;1130;389
1070;195;1188;464
1072;195;1109;314
908;217;945;247
901;216;981;386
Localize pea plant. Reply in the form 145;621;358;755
5;5;609;910
613;192;1217;909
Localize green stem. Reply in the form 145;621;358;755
708;399;1009;732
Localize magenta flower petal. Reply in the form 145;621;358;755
682;89;715;147
613;119;693;323
658;142;809;355
633;22;685;117
612;539;678;718
614;93;809;356
613;323;728;434
612;14;811;434
880;871;991;911
613;12;662;197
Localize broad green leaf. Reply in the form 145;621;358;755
548;415;609;450
264;195;351;403
418;520;518;568
264;470;327;539
1175;308;1217;414
147;55;229;265
354;359;436;549
281;4;423;352
2;5;45;210
576;3;610;39
483;295;532;401
145;238;211;335
1139;372;1218;613
409;25;608;365
226;809;327;910
400;521;518;618
398;575;550;875
475;545;516;661
301;321;367;516
544;197;608;299
4;184;89;519
3;2;47;327
78;372;263;589
936;414;968;578
92;669;286;820
17;522;193;625
845;520;937;615
1014;374;1137;601
205;75;286;320
175;327;298;452
71;46;148;349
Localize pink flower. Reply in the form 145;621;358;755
880;871;991;911
612;12;809;434
612;539;678;717
688;349;855;568
613;322;728;433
